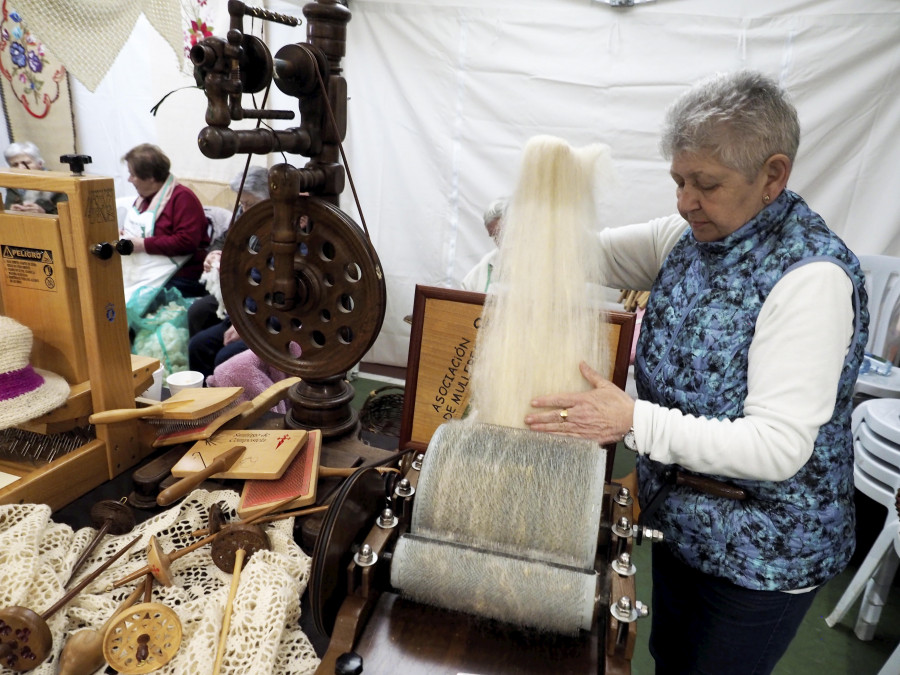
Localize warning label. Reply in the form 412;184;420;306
2;245;57;292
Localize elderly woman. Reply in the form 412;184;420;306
525;71;868;673
120;143;209;299
3;141;67;214
462;197;507;293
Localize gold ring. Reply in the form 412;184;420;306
559;409;568;421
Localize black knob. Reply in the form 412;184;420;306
116;239;135;255
335;651;363;675
59;154;92;175
91;242;114;260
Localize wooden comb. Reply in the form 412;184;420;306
88;387;243;424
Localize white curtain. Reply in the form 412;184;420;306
49;0;900;368
332;0;900;366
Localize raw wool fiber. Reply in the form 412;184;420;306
0;490;319;675
390;421;606;634
469;135;615;428
131;296;191;379
411;421;606;570
390;535;597;635
200;264;226;320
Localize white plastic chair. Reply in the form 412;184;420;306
856;255;900;399
826;399;900;654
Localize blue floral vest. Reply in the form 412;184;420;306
634;189;869;591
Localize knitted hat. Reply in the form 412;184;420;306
0;317;70;430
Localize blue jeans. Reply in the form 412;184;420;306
187;319;248;377
649;543;817;675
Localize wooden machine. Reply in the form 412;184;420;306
305;289;647;674
192;0;385;440
0;162;158;510
192;3;648;672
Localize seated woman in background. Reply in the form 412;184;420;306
188;165;270;377
3;141;68;214
120;143;209;300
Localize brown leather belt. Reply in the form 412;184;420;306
637;466;748;543
675;471;747;501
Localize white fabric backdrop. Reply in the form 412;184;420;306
330;0;900;366
56;0;900;367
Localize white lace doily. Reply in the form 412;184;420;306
0;489;320;674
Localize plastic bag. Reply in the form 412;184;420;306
128;286;193;379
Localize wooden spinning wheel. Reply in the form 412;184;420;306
103;603;182;674
220;194;386;381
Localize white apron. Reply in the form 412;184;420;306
120;176;191;312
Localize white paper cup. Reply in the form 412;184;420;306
140;367;164;401
166;370;205;395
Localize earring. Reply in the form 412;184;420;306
763;194;770;203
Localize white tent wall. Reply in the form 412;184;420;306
34;0;900;370
70;12;269;202
328;0;900;367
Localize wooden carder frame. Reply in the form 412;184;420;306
398;284;636;481
0;168;158;510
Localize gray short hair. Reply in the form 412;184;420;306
659;70;800;181
230;165;270;200
483;197;507;227
4;141;43;165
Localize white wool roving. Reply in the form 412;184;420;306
469;135;615;428
201;265;227;320
390;421;607;635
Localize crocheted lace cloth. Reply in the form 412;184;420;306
12;0;184;92
0;489;320;674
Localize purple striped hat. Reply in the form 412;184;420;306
0;317;70;430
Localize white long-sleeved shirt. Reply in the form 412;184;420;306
599;215;856;482
461;249;497;293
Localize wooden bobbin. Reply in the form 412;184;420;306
0;536;138;671
210;523;271;574
102;601;182;674
58;582;146;675
66;499;136;587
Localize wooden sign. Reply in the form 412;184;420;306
398;285;636;454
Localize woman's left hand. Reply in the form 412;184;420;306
524;361;635;445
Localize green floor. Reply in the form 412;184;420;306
351;375;900;674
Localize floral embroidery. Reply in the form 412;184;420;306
0;2;64;119
183;0;215;57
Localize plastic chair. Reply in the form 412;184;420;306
856;255;900;399
826;400;900;647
